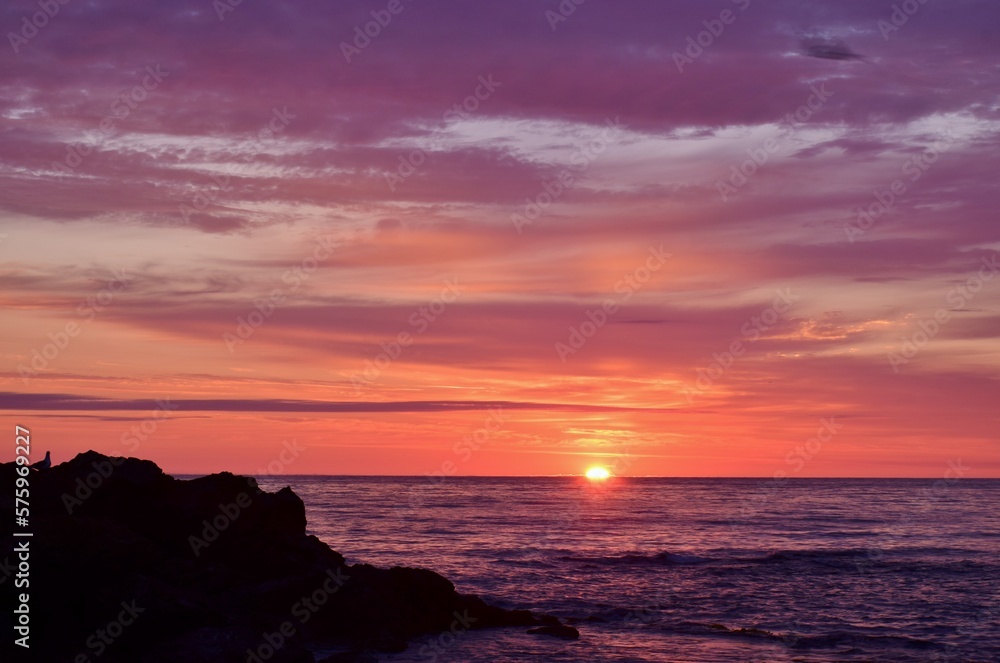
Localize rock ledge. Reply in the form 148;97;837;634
0;451;569;662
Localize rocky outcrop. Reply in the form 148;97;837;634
0;451;568;662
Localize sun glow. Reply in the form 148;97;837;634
585;466;611;480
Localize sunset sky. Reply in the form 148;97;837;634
2;0;998;477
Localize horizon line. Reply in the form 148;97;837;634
173;473;995;480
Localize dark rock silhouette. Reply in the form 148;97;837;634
0;451;569;662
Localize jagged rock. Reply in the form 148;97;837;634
0;451;572;662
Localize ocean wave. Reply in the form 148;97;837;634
559;551;712;566
790;631;940;651
739;548;874;564
667;622;941;652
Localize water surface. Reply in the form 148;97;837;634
255;476;1000;662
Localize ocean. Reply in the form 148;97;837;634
254;476;1000;662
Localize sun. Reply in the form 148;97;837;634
585;466;611;480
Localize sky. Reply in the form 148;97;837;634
1;0;999;477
